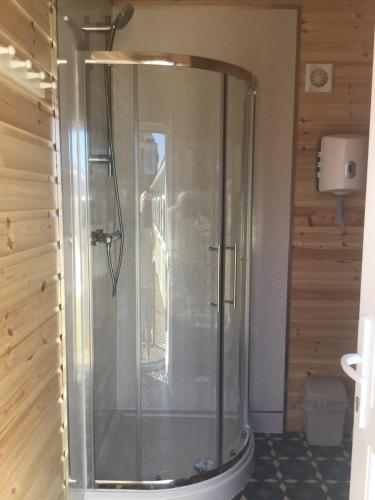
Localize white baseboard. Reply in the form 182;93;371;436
250;412;284;433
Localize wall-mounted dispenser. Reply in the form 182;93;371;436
317;134;368;227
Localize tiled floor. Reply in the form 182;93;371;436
237;433;352;500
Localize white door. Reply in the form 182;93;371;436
342;32;375;500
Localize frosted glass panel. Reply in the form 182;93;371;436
87;62;254;486
222;77;254;462
87;63;118;478
137;65;222;480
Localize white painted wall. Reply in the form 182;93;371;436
113;6;297;432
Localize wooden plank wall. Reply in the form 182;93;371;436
0;1;67;499
287;0;375;430
115;0;375;430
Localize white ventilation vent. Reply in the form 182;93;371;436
305;63;333;93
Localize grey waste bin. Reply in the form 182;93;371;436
302;376;349;446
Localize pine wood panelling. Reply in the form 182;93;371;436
0;0;53;71
0;127;56;175
117;0;375;431
289;0;374;431
15;0;52;34
0;80;54;142
0;217;58;257
0;0;66;499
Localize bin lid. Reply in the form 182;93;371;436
302;376;348;404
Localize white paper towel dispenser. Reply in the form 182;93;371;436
317;134;368;195
316;134;368;227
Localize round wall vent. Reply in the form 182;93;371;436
310;68;329;88
305;63;333;93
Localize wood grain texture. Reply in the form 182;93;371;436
288;0;373;431
0;0;53;72
0;1;66;499
113;0;374;431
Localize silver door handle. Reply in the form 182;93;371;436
208;245;221;313
341;353;363;384
225;243;237;308
341;315;373;429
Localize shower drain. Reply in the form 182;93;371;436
193;458;217;473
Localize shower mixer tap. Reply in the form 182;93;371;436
91;229;122;297
91;229;122;246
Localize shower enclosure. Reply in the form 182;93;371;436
61;50;256;498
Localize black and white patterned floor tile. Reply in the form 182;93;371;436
235;432;351;500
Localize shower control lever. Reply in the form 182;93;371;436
225;244;237;309
91;229;122;246
208;244;221;313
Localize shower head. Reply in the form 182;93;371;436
113;6;135;30
80;5;134;50
106;5;135;51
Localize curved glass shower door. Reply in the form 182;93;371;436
136;65;222;481
83;57;255;487
222;76;254;463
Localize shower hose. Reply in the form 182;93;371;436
104;63;125;296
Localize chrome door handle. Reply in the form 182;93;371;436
341;353;363;384
341;315;373;429
225;243;237;308
208;245;221;313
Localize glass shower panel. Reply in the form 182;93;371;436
86;62;119;479
137;66;222;480
222;77;254;462
84;59;254;486
90;64;138;481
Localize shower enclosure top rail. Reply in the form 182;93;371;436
86;51;258;88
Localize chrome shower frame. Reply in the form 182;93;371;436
60;51;96;491
62;50;257;498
